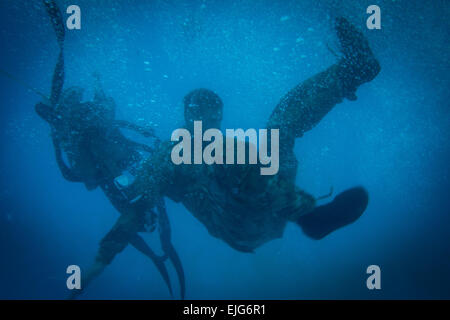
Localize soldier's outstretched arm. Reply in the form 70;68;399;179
43;0;65;107
114;120;156;138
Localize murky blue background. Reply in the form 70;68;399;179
0;0;449;299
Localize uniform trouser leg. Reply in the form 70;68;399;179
266;63;348;180
265;63;373;238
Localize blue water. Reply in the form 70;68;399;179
0;0;449;299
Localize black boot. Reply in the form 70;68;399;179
335;17;381;100
297;187;369;240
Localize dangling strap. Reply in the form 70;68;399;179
0;68;49;101
157;198;186;299
316;186;334;201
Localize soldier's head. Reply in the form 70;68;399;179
61;86;84;107
35;86;84;126
183;88;223;132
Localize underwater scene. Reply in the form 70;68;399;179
0;0;449;300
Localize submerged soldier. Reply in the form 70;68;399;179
36;81;154;189
82;17;381;289
36;81;185;298
36;80;185;299
37;0;185;299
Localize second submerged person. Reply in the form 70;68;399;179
36;0;185;299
